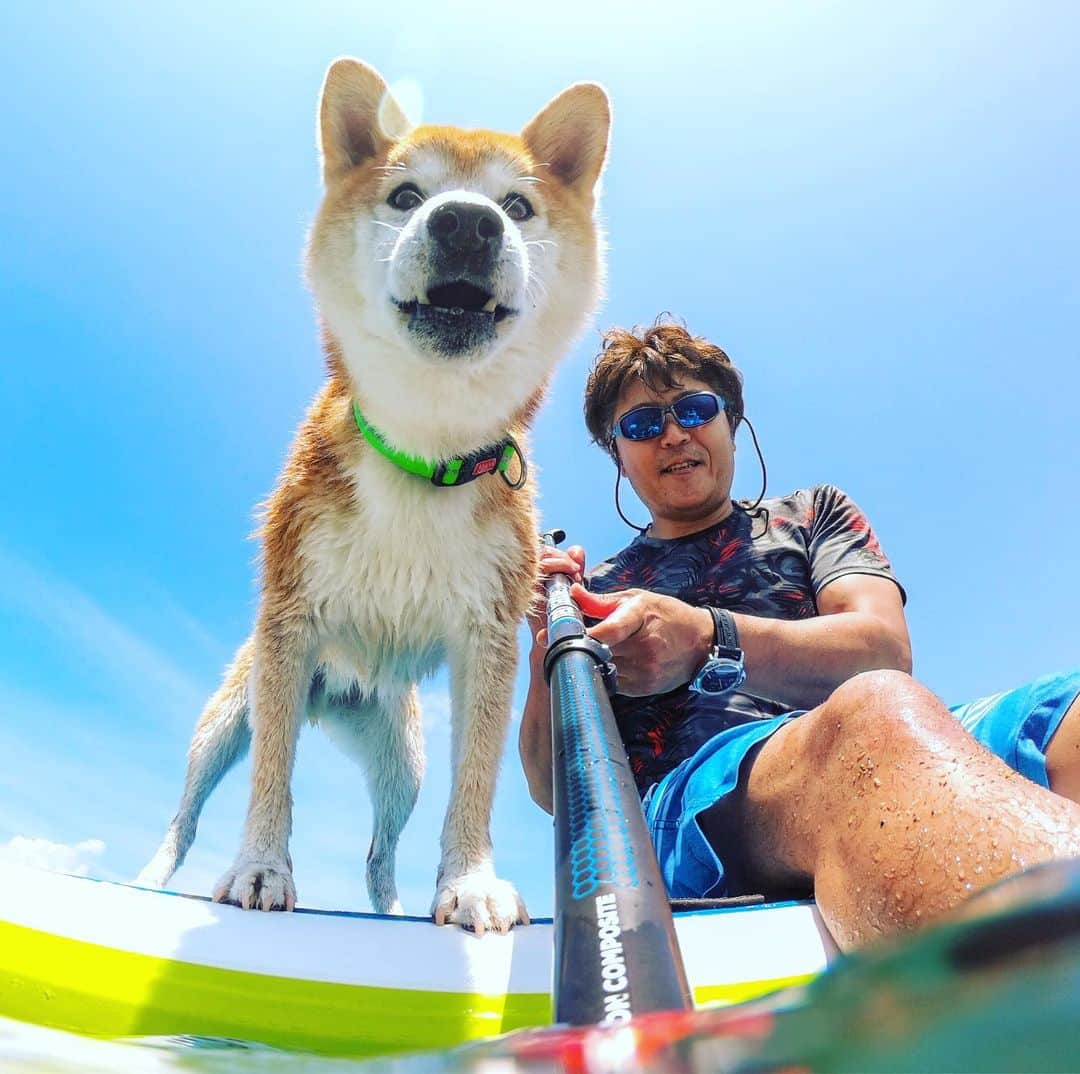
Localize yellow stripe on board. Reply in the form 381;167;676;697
694;973;816;1007
0;920;548;1057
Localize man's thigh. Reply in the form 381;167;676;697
951;669;1080;797
1046;695;1080;802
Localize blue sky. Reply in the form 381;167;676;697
1;2;1078;917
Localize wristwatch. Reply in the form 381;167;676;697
689;607;746;696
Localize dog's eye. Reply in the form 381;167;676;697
502;194;534;223
388;183;424;212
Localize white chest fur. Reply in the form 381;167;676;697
300;452;523;690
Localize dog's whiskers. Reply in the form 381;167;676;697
525;274;550;305
373;231;422;263
372;220;405;234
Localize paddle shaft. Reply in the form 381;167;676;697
542;533;692;1025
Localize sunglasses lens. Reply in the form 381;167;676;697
616;394;725;440
619;407;665;441
672;393;722;427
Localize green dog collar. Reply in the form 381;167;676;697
352;401;526;489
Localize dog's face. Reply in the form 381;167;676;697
377;151;532;360
307;60;609;427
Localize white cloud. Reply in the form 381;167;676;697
0;835;107;877
419;684;451;731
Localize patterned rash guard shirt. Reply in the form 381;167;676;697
586;484;905;796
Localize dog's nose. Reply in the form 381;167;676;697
428;202;504;256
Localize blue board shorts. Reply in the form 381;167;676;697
643;669;1080;900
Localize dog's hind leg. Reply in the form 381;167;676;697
135;639;254;889
318;684;425;915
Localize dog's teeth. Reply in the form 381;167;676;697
417;297;430;306
482;297;498;313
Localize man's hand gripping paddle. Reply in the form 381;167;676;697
541;530;692;1026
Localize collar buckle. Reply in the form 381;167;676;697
431;436;527;489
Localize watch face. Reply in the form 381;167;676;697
691;658;746;696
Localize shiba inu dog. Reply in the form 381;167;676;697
136;59;609;932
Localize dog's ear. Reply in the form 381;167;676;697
522;83;610;191
318;58;412;186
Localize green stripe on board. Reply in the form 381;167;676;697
0;921;548;1057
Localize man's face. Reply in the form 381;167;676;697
612;375;736;539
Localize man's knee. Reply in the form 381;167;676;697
828;668;924;713
737;671;939;889
802;669;946;766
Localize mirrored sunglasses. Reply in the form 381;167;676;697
614;391;726;442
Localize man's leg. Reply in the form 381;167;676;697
1046;695;1080;803
712;670;1080;950
951;670;1080;805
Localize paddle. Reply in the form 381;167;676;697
541;530;692;1025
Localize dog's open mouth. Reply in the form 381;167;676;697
395;280;514;357
396;281;513;325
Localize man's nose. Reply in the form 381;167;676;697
658;413;689;445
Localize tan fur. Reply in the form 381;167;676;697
137;59;609;931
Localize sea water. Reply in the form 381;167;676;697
0;1019;467;1074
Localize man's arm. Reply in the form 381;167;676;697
517;545;585;816
519;633;555;814
575;573;911;711
734;574;911;707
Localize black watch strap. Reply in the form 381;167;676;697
707;606;741;654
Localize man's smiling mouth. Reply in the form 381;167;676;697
661;460;701;475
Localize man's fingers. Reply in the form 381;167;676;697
539;549;583;584
570;584;621;619
589;605;645;647
567;545;587;574
571;585;646;647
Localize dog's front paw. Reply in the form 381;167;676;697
432;871;529;935
212;858;296;911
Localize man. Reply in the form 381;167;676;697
519;320;1080;950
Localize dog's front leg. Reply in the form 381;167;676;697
213;613;314;911
434;623;530;934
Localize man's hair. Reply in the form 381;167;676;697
584;319;745;460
